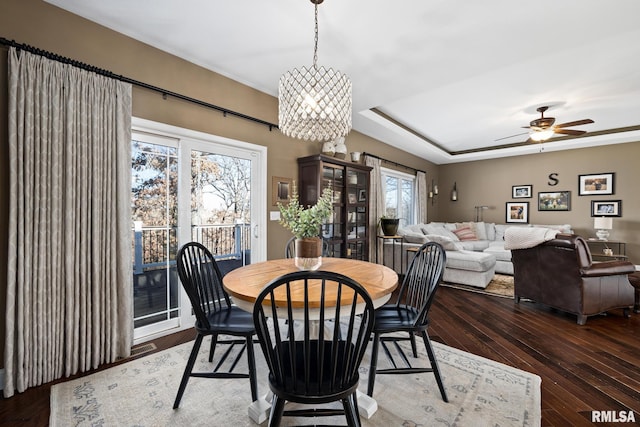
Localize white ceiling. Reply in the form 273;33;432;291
46;0;640;164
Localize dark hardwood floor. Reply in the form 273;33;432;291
1;286;639;426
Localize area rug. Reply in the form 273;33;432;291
50;333;540;426
443;274;515;298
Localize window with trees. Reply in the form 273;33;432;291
382;168;415;228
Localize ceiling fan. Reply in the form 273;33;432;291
496;106;594;142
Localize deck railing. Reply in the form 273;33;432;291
132;223;251;274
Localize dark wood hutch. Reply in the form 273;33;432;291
297;155;372;260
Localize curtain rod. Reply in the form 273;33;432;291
0;37;279;132
362;152;426;174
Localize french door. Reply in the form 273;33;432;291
131;118;266;342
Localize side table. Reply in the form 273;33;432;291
376;235;403;272
586;239;627;261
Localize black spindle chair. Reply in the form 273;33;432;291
253;271;375;427
173;242;258;409
367;241;448;402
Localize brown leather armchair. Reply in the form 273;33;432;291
511;234;635;325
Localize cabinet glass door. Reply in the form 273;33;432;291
321;165;344;257
345;168;369;260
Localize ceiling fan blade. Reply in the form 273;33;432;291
554;119;594;128
553;128;586;136
494;131;529;142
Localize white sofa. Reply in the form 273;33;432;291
382;221;572;288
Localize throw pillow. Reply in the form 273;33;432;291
422;224;460;241
474;221;488;240
485;222;496;240
425;234;463;251
403;232;429;244
453;226;477;241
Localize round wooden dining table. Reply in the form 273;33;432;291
223;257;399;313
223;257;398;423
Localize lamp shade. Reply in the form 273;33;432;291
594;217;612;230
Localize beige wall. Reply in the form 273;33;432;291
436;142;640;262
1;0;638;373
0;0;434;366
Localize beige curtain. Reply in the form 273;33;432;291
416;171;428;224
5;48;133;397
366;156;384;262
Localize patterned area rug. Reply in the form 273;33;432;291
443;274;515;298
50;333;540;426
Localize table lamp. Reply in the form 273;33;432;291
594;217;612;240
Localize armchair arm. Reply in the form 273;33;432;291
580;260;635;277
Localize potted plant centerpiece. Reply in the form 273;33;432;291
278;187;333;270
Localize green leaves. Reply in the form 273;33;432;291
278;187;333;239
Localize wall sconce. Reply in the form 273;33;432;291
474;206;489;222
428;180;438;205
451;182;458;201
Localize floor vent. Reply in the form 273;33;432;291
119;343;158;360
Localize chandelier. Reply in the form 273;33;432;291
278;0;352;142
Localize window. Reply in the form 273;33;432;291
382;168;415;227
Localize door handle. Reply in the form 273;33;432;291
254;224;259;238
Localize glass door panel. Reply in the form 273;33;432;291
131;135;180;333
189;150;252;276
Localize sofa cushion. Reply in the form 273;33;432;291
453;225;477;241
454;221;487;241
484;222;496;241
474;221;489;240
445;250;496;272
484;241;512;261
399;224;425;235
403;232;429;244
459;240;491;251
422;224;460;241
425;234;463;251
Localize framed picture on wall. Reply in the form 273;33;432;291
506;202;529;223
591;200;622;217
578;172;614;195
512;185;532;198
538;191;571;211
272;176;293;205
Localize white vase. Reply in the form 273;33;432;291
334;137;347;159
321;141;335;157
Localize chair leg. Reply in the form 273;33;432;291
245;334;258;401
410;331;418;357
421;330;448;402
208;333;218;362
173;334;204;409
268;395;286;427
342;393;361;427
367;332;381;396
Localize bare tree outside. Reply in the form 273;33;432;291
131;141;253;328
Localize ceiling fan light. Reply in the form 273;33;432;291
530;129;554;142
